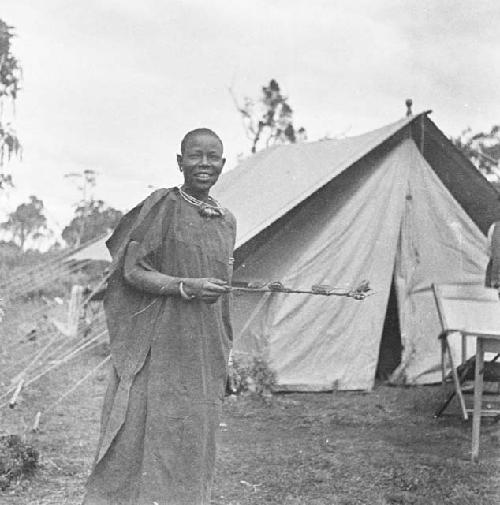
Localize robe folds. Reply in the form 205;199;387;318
83;188;236;505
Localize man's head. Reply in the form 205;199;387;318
177;128;226;199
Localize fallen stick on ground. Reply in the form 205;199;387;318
32;411;41;432
8;378;24;408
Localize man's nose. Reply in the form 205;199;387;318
200;153;209;165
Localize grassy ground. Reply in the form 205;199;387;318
0;305;499;504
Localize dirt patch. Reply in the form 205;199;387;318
0;306;499;504
213;392;500;505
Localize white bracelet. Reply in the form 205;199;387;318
179;281;196;300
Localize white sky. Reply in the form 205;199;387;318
1;0;499;240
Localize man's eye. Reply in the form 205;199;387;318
209;154;221;161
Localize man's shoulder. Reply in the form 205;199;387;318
223;207;237;227
142;187;175;208
130;187;180;218
106;188;175;257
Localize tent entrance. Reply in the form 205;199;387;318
376;279;402;380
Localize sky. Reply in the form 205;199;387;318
1;0;500;242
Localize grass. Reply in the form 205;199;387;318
0;302;499;504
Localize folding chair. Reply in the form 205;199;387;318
432;283;500;461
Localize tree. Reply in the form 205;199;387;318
62;169;122;246
1;196;47;250
0;19;22;187
64;169;97;203
451;125;500;181
62;199;122;247
230;79;307;153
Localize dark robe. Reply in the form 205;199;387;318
83;188;236;505
486;221;500;288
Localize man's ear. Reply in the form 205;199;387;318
221;158;226;169
177;154;183;171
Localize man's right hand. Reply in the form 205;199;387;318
182;278;230;303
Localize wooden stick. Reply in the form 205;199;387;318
229;286;371;300
32;411;41;432
9;378;24;409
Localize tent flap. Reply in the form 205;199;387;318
232;138;489;390
391;141;488;385
233;140;415;390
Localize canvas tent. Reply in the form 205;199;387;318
66;233;112;262
73;112;500;391
211;112;500;391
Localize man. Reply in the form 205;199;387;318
485;221;500;290
83;128;236;505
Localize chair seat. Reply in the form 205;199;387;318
452;356;500;382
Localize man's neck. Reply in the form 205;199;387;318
181;185;210;202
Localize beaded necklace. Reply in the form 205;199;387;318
177;186;225;218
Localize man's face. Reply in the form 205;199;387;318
177;133;226;196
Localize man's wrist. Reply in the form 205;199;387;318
179;281;196;300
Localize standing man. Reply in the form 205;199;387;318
486;221;500;290
84;128;236;505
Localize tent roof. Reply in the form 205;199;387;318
213;112;500;252
66;233;112;262
212;114;423;248
72;111;500;262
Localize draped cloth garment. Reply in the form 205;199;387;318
83;188;236;505
485;221;500;288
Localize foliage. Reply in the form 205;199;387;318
61;198;122;247
0;123;21;167
451;125;500;180
0;196;47;250
0;173;13;189
229;354;277;397
0;18;22;178
0;21;21;101
0;240;61;276
232;79;307;153
64;169;96;200
0;435;38;491
63;169;122;247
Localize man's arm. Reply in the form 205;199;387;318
123;240;230;302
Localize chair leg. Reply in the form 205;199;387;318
434;359;473;418
445;338;468;420
461;334;467;367
441;337;447;401
471;339;484;462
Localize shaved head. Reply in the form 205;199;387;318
180;128;223;155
